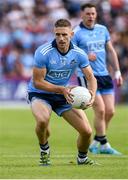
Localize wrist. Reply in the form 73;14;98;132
57;86;65;94
115;70;121;79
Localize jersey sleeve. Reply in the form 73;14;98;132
72;27;80;46
72;34;79;46
34;47;47;68
78;50;90;68
105;26;111;42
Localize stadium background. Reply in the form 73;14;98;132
0;0;128;104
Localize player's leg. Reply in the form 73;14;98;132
100;94;122;155
31;99;52;144
63;108;92;152
90;93;122;155
31;99;52;165
89;94;106;154
93;94;106;136
62;108;98;165
102;94;115;129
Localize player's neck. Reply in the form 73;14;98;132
58;46;69;54
83;22;95;29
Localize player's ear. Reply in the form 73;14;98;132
71;31;74;37
95;11;97;19
80;11;84;19
53;27;56;33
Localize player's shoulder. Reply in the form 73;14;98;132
95;23;108;30
73;25;82;33
35;41;54;56
72;43;87;56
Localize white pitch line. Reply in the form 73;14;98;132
1;154;74;158
1;154;128;158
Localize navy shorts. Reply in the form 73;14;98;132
77;76;87;87
95;75;114;95
28;92;72;116
77;75;114;95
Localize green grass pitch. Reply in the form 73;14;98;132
0;105;128;179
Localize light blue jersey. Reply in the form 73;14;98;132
28;40;89;93
72;22;111;76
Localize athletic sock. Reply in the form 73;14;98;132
94;135;107;145
40;141;50;154
90;139;99;147
77;151;88;163
100;142;111;149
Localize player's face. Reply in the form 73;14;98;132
54;27;74;53
81;7;97;28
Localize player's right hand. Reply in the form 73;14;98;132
62;86;75;104
83;90;95;109
88;52;96;61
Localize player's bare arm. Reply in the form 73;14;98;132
82;65;97;105
33;67;73;103
106;41;123;86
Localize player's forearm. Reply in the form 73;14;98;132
107;41;120;71
33;79;65;94
87;76;97;95
109;50;122;79
82;66;97;95
109;50;120;71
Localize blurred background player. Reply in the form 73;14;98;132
72;3;123;155
27;19;98;166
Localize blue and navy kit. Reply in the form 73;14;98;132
72;22;114;94
28;40;89;93
72;22;110;76
27;40;90;115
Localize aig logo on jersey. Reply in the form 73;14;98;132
47;70;71;79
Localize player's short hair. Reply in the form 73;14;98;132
54;19;72;28
80;3;96;11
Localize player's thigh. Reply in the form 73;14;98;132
102;94;115;113
62;108;92;134
31;99;52;123
93;94;105;114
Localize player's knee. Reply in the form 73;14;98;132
97;109;105;118
86;127;92;137
36;114;50;129
81;127;92;138
106;109;115;119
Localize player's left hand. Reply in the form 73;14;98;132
81;90;95;110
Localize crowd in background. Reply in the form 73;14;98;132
0;0;128;103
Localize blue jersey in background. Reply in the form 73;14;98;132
72;22;110;77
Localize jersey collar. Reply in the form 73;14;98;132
52;39;74;56
80;22;94;30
